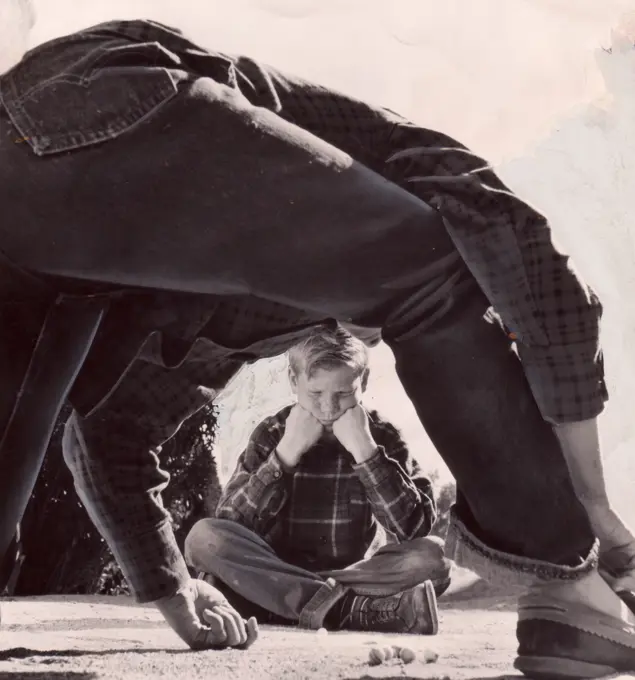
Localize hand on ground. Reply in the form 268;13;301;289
155;578;259;650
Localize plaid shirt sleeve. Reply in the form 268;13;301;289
352;412;437;541
215;412;289;533
380;121;607;425
64;360;217;604
228;56;607;425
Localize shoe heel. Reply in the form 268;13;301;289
423;580;439;635
514;655;618;679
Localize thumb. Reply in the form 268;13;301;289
240;616;259;650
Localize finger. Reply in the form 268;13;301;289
219;605;248;646
210;606;241;647
201;609;227;643
185;612;228;651
238;616;260;650
189;622;230;651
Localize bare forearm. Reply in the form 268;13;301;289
275;437;303;471
554;417;635;556
553;417;609;505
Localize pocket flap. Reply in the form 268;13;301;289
1;40;181;156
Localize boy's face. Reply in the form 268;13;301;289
290;363;366;429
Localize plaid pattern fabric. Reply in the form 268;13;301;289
216;406;437;571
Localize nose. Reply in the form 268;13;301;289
320;396;339;419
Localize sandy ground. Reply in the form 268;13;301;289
2;574;635;680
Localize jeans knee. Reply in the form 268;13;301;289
411;535;445;558
184;518;230;568
406;536;451;579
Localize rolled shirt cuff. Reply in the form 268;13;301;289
113;520;192;604
517;340;608;425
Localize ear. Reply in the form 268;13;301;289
288;366;299;394
361;368;370;392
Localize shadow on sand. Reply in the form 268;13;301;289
0;647;192;661
5;618;165;633
0;673;99;679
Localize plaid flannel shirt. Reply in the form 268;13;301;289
16;19;607;603
216;406;437;571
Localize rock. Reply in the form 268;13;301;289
368;647;385;665
399;647;416;664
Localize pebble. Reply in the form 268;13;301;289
316;627;328;635
424;647;439;663
367;643;431;666
399;647;416;664
368;647;386;665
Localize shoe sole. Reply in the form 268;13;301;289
514;655;617;679
515;600;635;679
416;580;439;635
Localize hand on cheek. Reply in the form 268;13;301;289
276;405;324;469
331;405;377;463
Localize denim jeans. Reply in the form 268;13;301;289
184;519;451;629
0;22;597;591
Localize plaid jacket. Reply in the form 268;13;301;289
216;406;436;571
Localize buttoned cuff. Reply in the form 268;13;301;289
255;448;286;485
352;446;391;483
518;341;608;425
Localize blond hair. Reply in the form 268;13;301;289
288;323;370;379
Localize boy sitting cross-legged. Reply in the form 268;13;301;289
185;323;451;633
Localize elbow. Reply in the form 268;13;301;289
214;488;244;521
409;507;437;540
214;500;237;522
394;507;437;542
